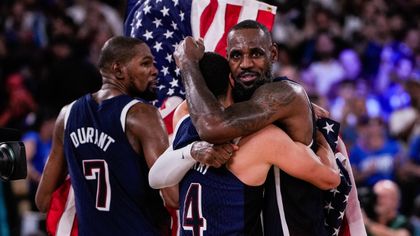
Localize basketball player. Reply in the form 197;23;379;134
149;52;340;235
36;36;176;235
174;20;344;235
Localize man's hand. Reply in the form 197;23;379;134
174;37;205;70
191;141;238;168
315;131;336;169
312;103;329;119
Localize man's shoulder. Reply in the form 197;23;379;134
272;76;292;83
258;77;304;93
252;77;307;106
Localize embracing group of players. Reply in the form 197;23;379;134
35;20;365;236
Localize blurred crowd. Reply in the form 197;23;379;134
0;0;419;235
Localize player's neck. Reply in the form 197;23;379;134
93;86;125;103
221;85;234;107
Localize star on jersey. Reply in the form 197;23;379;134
324;202;334;213
153;41;163;52
161;6;170;16
167;88;175;96
165;53;173;63
330;188;340;197
323;122;334;134
143;30;153;40
333;227;340;236
170;78;178;88
143;4;152;15
164;30;174;39
338;211;345;220
152;18;163;28
343;194;349;203
161;66;169;76
317;118;340;152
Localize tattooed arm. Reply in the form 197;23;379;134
192;80;312;144
175;37;312;145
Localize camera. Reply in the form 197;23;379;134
0;128;27;181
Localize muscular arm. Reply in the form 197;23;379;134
35;106;69;212
127;103;178;208
176;37;311;144
264;126;340;189
230;125;339;188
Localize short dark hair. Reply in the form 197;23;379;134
199;52;230;98
97;36;145;70
228;20;272;43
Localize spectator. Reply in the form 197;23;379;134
398;134;420;215
22;108;57;211
0;73;37;129
410;195;420;236
351;116;403;187
39;35;101;112
364;180;413;236
303;32;345;97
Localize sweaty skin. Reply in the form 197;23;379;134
174;31;313;145
174;101;339;189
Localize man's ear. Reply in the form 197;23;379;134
112;62;124;79
270;43;278;62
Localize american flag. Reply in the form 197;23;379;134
316;118;353;236
124;0;276;107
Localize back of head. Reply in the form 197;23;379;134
97;36;145;72
228;19;272;44
373;180;400;203
199;52;230;98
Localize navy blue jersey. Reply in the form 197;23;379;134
173;117;264;236
263;78;351;236
63;94;170;236
263;77;327;236
263;166;327;236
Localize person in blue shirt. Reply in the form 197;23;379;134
22;108;56;210
350;116;402;187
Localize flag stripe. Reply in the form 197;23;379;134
213;4;242;56
200;0;218;38
56;185;76;236
190;0;205;39
256;10;276;31
237;1;259;24
201;2;227;52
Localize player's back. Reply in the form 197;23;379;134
263;166;327;236
63;94;170;235
262;77;327;236
174;116;264;236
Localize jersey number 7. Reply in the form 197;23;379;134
83;159;111;211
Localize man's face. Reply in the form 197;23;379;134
227;28;276;102
125;43;158;100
